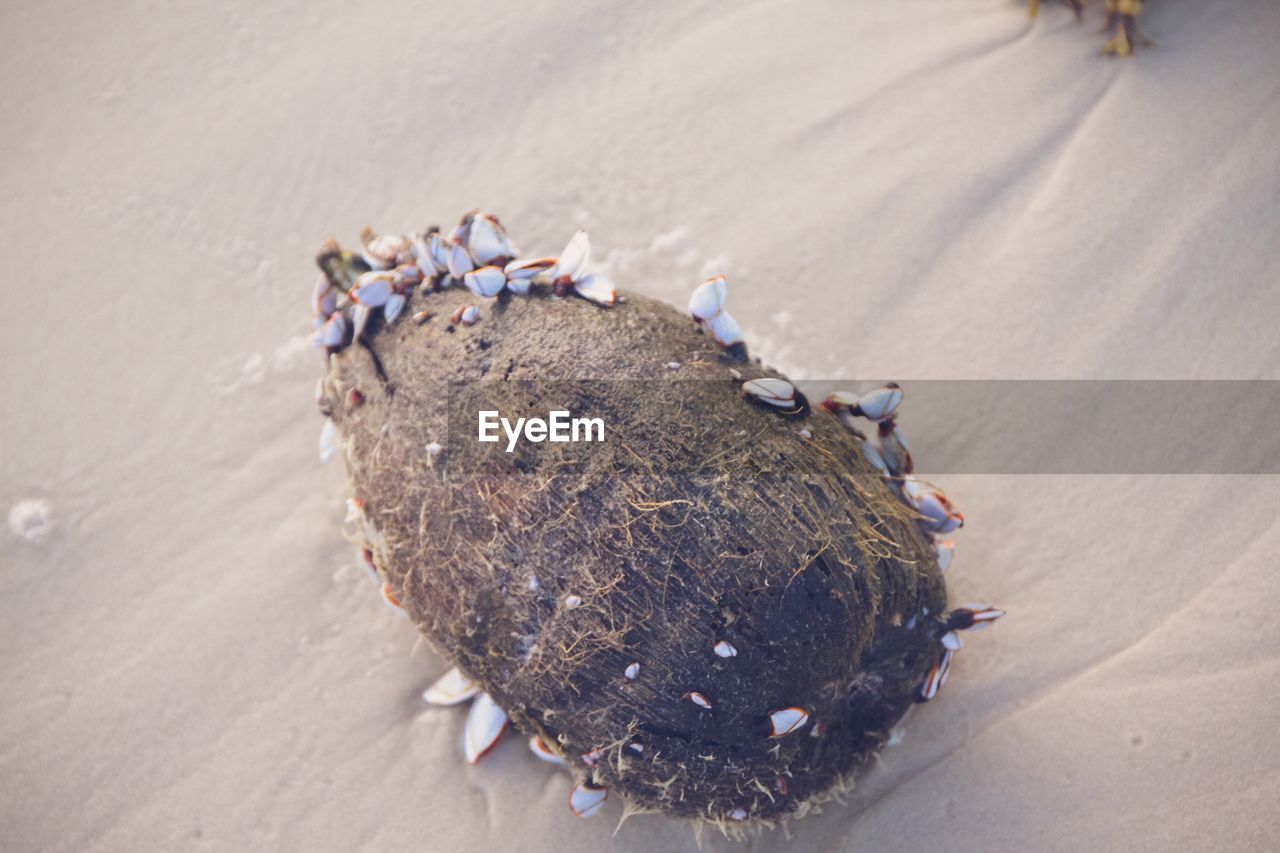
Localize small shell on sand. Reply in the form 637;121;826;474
8;499;53;543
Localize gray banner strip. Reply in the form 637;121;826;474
443;380;1280;474
799;380;1280;475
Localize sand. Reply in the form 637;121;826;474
2;0;1278;850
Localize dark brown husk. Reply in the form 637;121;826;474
323;280;948;830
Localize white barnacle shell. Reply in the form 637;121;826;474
742;377;796;408
350;303;372;342
319;418;340;463
902;478;964;533
713;641;738;658
357;547;379;586
410;232;433;276
463;692;509;764
350;271;394;308
768;707;809;737
550;230;590;284
449;210;474;246
688;275;727;321
466;213;517;265
877;421;913;477
447;241;476;279
855;382;903;421
825;405;864;435
704;309;743;347
727;807;748;821
384;293;406;325
684;691;713;710
361;229;409;270
951;603;1005;631
528;736;567;765
568;782;608;818
392;263;423;290
344;497;366;524
859;439;891;477
463;265;507;299
504;257;555;296
938;648;954;688
426;232;451;274
933;538;955;572
624;662;640;680
921;673;940;700
380;581;405;614
504;257;556;280
312;274;336;320
921;658;944;700
574;271;617;307
423;666;480;706
316;312;347;349
823;390;860;411
564;594;583;609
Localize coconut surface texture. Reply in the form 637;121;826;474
321;280;949;828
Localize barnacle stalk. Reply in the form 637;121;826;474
1102;0;1152;56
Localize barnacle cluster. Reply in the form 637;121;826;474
311;211;1003;835
1030;0;1153;56
312;211;618;361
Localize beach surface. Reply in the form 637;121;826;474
2;1;1278;850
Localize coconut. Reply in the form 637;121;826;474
313;225;976;833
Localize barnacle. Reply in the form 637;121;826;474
1029;0;1153;56
310;213;1002;834
1101;0;1153;56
